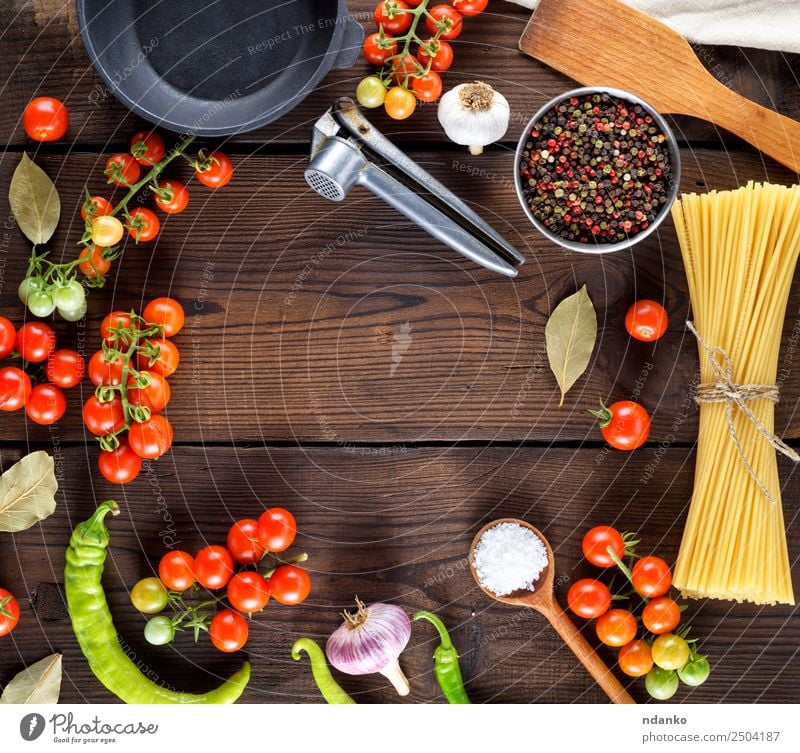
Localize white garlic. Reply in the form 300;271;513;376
437;81;510;156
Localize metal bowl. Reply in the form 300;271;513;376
513;86;681;254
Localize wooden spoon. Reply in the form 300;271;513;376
520;0;800;174
469;518;635;704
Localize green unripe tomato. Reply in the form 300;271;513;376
53;280;86;312
651;633;691;671
356;75;387;109
678;655;710;687
144;615;175;646
58;302;87;322
130;577;169;614
18;276;42;304
645;666;679;700
27;290;55;317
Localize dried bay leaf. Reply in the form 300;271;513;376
0;451;58;533
0;654;62;704
8;153;61;245
545;285;597;406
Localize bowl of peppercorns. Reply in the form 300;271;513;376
514;87;680;253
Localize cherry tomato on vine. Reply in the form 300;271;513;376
81;195;113;221
136;337;179;377
98;439;142;484
268;564;310;605
645;666;679;700
416;38;454;72
142;297;184;337
374;0;412;34
209;609;248;653
651;633;690;671
632;556;672;599
582;525;625;567
596;608;637;647
227;519;265;564
391;53;421;85
78;246;111;279
356;76;387;109
26;384;66;425
194;545;234;590
88;350;128;386
256;508;297;553
130;577;168;614
144;615;175;646
426;5;463;39
23;97;68;142
16;322;56;363
0;367;31;412
0;317;16;359
453;0;487;16
642;596;681;635
385;86;416;120
0;588;20;637
678;655;710;687
411;71;442;102
128;414;174;460
46;349;84;389
363;31;398;64
127;370;171;413
625;299;668;342
154;179;189;215
195;151;233;188
91;215;124;247
105;153;141;187
158;551;195;591
590;400;650;451
567;578;611;619
125;207;160;242
130;130;166;166
227;571;270;614
100;311;135;343
618;639;654;678
83;395;125;436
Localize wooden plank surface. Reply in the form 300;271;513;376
1;446;798;704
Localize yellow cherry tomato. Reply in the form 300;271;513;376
91;215;124;247
384;86;416;120
651;633;691;671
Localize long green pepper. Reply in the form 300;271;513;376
65;500;250;704
414;610;471;704
291;637;355;704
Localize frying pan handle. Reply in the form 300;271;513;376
332;19;364;70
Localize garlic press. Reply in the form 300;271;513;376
305;97;525;277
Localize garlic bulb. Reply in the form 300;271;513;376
325;598;412;696
438;81;510;156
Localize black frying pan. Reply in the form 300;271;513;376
78;0;363;136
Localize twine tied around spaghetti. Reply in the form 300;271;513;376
687;320;799;505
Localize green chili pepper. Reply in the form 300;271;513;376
414;610;471;704
291;637;355;704
65;500;250;704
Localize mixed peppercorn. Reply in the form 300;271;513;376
519;92;673;245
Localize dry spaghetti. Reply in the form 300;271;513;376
672;181;800;605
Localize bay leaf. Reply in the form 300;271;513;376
8;153;61;245
0;451;58;533
545;284;597;406
0;654;62;704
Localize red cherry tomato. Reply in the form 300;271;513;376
98;439;143;484
82;395;125;436
195;151;233;188
267;564;310;605
227;519;265;564
582;525;625;567
209;609;248;653
125;207;160;242
128;414;174;459
88;350;128;386
411;71;442;102
0;317;16;359
0;588;20;637
16;322;56;363
158;551;195;591
567;578;611;619
592;400;651;451
391;53;421;85
130;130;166;166
78;246;111;279
625;299;669;342
256;508;297;553
642;596;681;635
0;367;32;412
453;0;487;16
596;608;637;647
416;38;454;72
632;556;672;599
142;297;184;337
136;337;179;377
127;370;171;413
618;639;654;677
363;32;398;65
25;383;66;425
154;179;189;215
23;97;68;141
100;311;135;343
105;153;141;187
227;571;270;614
194;545;235;590
426;5;463;39
46;349;85;388
80;195;113;221
374;1;412;34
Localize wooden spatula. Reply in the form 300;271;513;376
520;0;800;174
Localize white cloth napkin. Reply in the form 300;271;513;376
507;0;800;54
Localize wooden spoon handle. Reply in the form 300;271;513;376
545;600;636;704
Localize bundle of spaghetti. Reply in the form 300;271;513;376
672;181;800;605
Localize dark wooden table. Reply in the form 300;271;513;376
1;1;799;704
